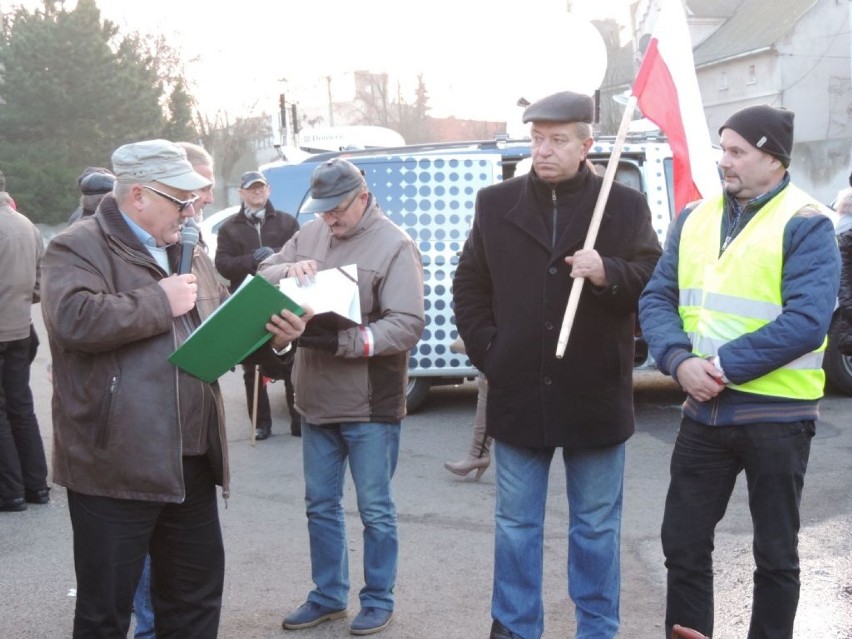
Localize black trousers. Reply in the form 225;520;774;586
0;336;48;502
68;456;224;639
662;417;814;639
242;362;299;432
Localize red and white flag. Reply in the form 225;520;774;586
632;0;720;214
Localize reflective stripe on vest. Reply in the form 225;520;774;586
678;185;826;399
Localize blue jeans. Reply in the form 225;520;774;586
302;420;400;612
134;554;155;638
492;440;624;639
662;417;814;639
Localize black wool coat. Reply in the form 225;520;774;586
453;163;662;449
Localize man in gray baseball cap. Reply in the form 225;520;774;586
40;138;308;637
258;156;424;635
300;158;366;215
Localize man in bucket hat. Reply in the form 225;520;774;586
41;139;308;637
639;105;840;638
259;158;425;635
453;90;662;639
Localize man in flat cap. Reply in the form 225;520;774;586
453;90;662;638
41;139;308;637
259;158;424;635
640;104;840;638
215;169;300;440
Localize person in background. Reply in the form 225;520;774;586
41;139;308;637
639;104;840;638
452;91;662;639
68;166;113;224
834;186;852;236
177;142;215;228
0;169;17;209
78;171;116;219
0;191;50;512
443;339;490;480
833;188;852;365
259;158;425;636
215;170;300;440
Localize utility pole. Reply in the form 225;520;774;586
326;75;334;127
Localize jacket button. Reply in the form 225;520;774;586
543;376;553;386
548;266;558;275
544;321;554;331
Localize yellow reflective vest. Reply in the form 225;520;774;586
678;185;826;399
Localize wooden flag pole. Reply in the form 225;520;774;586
555;95;638;359
250;365;260;446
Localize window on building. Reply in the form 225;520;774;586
747;65;757;85
719;72;729;91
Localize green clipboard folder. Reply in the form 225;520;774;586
168;274;304;383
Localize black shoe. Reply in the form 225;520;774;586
0;497;27;512
255;426;271;440
490;620;521;639
25;487;50;504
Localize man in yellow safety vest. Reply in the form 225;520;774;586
639;104;840;639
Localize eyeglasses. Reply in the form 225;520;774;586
142;185;199;213
316;192;359;218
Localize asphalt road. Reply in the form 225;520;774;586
2;309;851;638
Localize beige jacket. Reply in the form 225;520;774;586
259;198;424;424
0;196;43;342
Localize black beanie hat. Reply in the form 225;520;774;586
719;105;794;168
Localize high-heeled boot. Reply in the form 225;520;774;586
444;374;491;480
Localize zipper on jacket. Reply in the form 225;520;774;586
96;375;119;448
709;394;720;425
551;188;558;248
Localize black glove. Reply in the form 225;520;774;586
298;323;339;353
253;246;275;264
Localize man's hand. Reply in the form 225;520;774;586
286;260;319;286
565;249;607;287
253;246;275;264
675;357;725;402
159;274;197;317
267;305;314;352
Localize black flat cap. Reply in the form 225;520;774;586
522;90;594;124
80;171;115;195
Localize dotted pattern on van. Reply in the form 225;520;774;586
356;154;503;378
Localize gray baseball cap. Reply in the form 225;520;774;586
240;170;268;189
300;159;365;214
112;139;211;191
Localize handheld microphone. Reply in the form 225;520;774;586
178;225;200;275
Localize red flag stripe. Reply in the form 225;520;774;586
633;37;702;214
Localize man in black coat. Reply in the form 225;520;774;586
215;170;300;439
453;91;662;639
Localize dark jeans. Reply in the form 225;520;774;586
0;336;48;502
68;456;224;639
662;416;814;639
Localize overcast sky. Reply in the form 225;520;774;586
8;0;631;122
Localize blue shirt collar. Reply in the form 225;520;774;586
120;210;172;248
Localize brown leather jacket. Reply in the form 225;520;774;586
41;195;231;502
